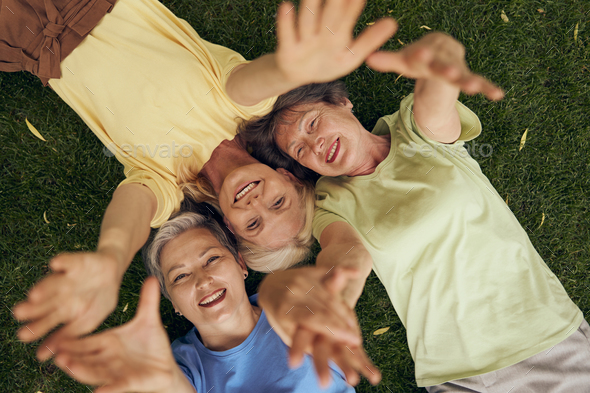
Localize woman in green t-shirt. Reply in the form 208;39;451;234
244;32;590;391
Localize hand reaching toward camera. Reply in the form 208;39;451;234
258;266;381;387
12;250;122;360
53;277;195;393
274;0;398;85
365;31;504;101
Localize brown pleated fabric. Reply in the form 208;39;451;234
0;0;117;85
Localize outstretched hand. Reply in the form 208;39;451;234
365;32;504;101
53;277;190;393
12;251;122;360
258;266;381;387
275;0;397;85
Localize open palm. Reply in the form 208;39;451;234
53;277;180;393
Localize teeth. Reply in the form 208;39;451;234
200;289;226;305
327;140;338;162
236;182;257;201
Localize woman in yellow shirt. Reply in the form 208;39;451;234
5;0;398;361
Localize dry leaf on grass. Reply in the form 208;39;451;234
519;128;528;151
501;10;509;23
366;22;375;26
420;25;432;30
574;22;579;42
397;39;404;45
537;9;545;13
43;211;50;224
395;74;404;83
538;212;545;229
373;327;390;336
25;118;47;142
122;303;128;312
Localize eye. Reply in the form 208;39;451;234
310;118;316;128
173;273;187;283
273;197;284;208
207;256;220;265
247;218;260;230
296;146;303;159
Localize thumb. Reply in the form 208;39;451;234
135;276;162;322
365;50;410;74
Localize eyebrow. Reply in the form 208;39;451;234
166;246;219;278
287;109;313;153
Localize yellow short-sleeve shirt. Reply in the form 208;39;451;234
313;93;582;386
48;0;277;227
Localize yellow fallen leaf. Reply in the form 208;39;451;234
505;195;509;205
501;10;509;23
373;327;390;336
43;211;50;224
67;223;76;227
420;25;432;30
366;22;375;26
537;9;545;13
25;118;47;142
397;39;404;45
388;10;393;13
122;303;128;312
519;128;528;151
395;73;404;83
574;22;579;42
537;212;545;229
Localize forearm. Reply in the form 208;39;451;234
96;183;157;278
225;53;301;107
316;243;373;309
413;78;461;142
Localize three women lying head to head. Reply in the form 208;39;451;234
176;81;353;274
141;202;354;392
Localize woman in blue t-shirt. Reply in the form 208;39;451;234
49;203;380;392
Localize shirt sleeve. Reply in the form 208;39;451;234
398;93;483;146
201;40;278;118
312;179;348;242
116;164;184;229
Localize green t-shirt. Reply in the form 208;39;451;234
313;93;583;387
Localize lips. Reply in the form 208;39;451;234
234;181;260;203
199;288;227;307
326;138;340;163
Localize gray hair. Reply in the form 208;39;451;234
142;203;240;301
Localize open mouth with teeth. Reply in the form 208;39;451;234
199;288;227;307
234;181;260;203
326;138;340;163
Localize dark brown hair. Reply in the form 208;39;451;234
237;81;349;183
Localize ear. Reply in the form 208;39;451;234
223;216;236;235
236;252;248;274
341;97;353;110
276;168;301;185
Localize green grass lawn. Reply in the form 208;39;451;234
1;0;589;391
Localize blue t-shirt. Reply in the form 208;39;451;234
171;294;356;393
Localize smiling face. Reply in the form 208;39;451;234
160;227;249;327
218;163;305;249
274;98;368;177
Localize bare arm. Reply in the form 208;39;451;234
317;221;373;308
413;78;461;143
224;0;397;106
15;182;158;361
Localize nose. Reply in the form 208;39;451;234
195;270;214;291
245;184;263;206
311;136;325;155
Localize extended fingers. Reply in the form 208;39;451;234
458;73;504;100
312;335;333;388
350;17;398;61
17;307;65;342
289;327;315;368
276;2;296;48
298;0;321;41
